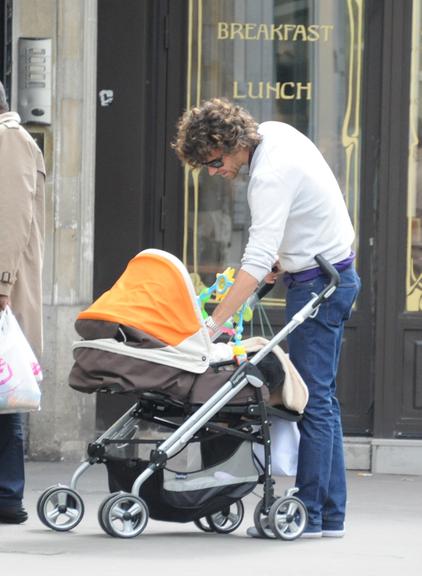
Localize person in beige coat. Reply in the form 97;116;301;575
0;80;45;523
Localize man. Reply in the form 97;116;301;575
0;80;45;523
173;97;360;538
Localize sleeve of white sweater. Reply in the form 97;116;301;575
240;169;296;282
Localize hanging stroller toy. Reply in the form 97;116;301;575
36;249;339;539
198;266;254;364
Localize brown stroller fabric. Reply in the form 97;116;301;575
69;318;271;405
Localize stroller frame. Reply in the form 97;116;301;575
37;255;339;539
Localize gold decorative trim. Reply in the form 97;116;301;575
406;0;422;312
342;0;363;245
183;0;202;276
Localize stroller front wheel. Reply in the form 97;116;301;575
206;500;244;534
253;498;276;539
37;486;85;532
268;496;308;540
99;492;149;538
37;484;66;526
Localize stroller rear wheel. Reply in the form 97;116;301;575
37;486;85;531
194;517;215;532
99;492;149;538
206;500;244;534
268;496;308;540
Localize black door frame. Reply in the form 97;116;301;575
374;0;422;439
94;0;188;431
0;0;13;100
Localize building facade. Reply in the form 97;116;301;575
1;0;422;473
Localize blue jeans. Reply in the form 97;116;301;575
285;266;361;530
0;414;25;508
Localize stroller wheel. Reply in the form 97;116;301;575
193;517;215;533
100;492;149;538
206;500;244;534
97;493;117;536
37;486;85;532
253;499;276;539
268;496;308;540
37;484;65;526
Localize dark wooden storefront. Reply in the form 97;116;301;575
93;0;422;440
94;0;188;427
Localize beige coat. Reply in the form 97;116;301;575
0;111;45;357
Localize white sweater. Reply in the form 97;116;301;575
240;121;355;281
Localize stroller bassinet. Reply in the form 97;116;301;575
37;249;339;540
70;249;282;406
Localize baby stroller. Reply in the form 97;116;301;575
37;249;339;539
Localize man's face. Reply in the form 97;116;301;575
203;148;249;180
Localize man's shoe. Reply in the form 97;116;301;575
0;506;28;524
322;528;345;538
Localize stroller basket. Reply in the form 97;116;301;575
106;436;259;522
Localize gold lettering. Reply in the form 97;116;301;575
283;24;296;40
217;22;229;40
266;82;280;99
233;81;313;101
233;81;247;99
296;82;312;100
248;82;264;99
217;22;335;42
270;24;283;40
307;24;319;41
292;24;307;42
244;23;257;40
279;82;296;100
320;25;334;41
256;23;270;40
231;22;244;39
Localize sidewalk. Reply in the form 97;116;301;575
1;461;421;576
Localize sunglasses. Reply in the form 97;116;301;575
202;156;224;169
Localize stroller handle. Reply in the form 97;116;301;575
246;264;280;309
248;255;341;309
312;253;341;307
246;281;274;309
256;281;275;300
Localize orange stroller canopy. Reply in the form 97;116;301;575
78;250;203;347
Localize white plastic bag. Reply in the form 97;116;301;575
0;306;42;413
254;417;300;477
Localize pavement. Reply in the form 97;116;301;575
1;461;421;576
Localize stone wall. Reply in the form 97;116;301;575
11;0;98;460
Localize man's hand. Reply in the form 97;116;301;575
0;295;9;310
264;259;282;284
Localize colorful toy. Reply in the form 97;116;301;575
198;268;253;364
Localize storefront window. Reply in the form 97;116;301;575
407;0;422;312
184;0;364;304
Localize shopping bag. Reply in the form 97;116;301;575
0;306;42;413
253;417;300;476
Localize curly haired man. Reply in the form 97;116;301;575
173;97;361;538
